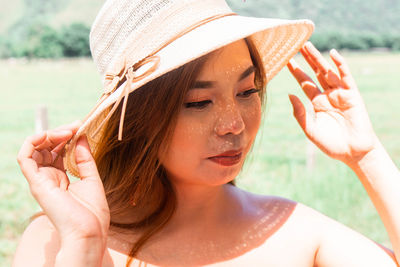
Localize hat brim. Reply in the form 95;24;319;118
64;15;314;177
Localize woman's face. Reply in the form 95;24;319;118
161;39;262;186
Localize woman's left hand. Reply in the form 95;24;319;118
287;42;379;165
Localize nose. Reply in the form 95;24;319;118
214;102;245;136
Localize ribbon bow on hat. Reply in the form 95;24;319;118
83;55;160;141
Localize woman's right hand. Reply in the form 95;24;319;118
17;121;110;247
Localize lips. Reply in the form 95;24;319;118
208;150;243;166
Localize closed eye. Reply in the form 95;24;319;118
237;88;261;98
184;100;212;109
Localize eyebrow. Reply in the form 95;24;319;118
191;65;256;89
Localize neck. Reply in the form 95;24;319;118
167;182;241;228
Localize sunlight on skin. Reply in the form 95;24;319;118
105;198;296;266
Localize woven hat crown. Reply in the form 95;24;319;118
90;0;233;84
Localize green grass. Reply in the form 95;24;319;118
1;52;400;265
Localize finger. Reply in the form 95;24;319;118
287;59;321;100
302;43;344;90
300;48;318;73
288;94;315;139
75;135;100;180
301;47;338;89
323;69;344;89
303;42;332;76
52;140;67;155
53;152;65;171
32;145;66;168
330;49;357;89
17;132;47;181
50;142;67;170
31;149;43;165
54;120;82;134
32;149;53;166
59;172;70;191
315;72;333;90
326;88;356;110
35;130;73;151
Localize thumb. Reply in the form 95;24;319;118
75;135;100;180
288;94;315;138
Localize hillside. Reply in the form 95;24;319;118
1;0;400;35
0;0;102;33
226;0;400;34
0;0;24;33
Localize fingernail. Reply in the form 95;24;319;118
287;60;293;71
330;49;340;58
289;59;299;68
305;42;317;53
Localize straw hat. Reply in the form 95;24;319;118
64;0;314;178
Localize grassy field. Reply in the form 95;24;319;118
1;52;399;265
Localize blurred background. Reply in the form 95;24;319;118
1;0;400;265
1;0;400;58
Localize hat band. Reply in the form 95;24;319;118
84;12;238;141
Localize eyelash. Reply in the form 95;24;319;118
237;88;261;97
184;88;261;109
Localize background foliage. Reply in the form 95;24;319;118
1;0;400;58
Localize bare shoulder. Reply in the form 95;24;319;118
242;191;398;266
12;214;60;267
252;194;398;267
299;204;398;266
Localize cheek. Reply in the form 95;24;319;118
243;96;262;137
172;116;210;149
160;114;210;171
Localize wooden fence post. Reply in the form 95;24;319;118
35;105;48;133
306;139;316;172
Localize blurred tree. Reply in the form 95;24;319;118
59;23;90;57
8;22;63;58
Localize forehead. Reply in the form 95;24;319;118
196;39;253;79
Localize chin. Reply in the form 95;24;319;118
164;155;246;186
200;163;243;186
166;165;240;187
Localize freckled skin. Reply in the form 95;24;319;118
160;40;262;186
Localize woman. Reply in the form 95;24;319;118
13;0;400;266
